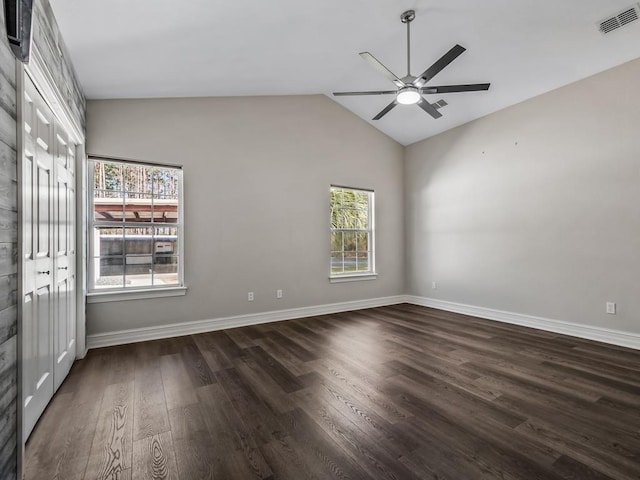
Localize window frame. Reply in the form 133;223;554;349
329;185;376;282
87;156;185;300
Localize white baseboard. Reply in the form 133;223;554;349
87;293;640;351
86;295;406;349
406;295;640;350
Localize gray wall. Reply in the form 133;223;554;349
86;95;404;335
405;57;640;335
0;6;18;478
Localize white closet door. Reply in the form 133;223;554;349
53;129;76;390
22;74;78;438
22;76;55;439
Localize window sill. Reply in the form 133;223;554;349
329;273;378;283
87;286;187;304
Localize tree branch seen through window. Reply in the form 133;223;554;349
330;186;375;276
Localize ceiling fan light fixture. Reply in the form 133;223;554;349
332;10;490;121
396;86;421;105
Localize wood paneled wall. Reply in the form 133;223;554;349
0;0;85;478
0;4;18;478
32;0;86;130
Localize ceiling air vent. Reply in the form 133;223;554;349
599;4;640;34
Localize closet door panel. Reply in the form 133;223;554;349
22;73;78;438
53;131;75;390
22;76;56;439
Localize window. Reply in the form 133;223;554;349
88;157;184;295
330;186;375;279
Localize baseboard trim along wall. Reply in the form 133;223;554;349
86;295;406;349
406;295;640;350
87;294;640;350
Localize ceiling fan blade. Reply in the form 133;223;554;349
359;52;406;87
433;99;447;109
413;44;466;88
417;98;442;119
333;90;397;97
372;100;398;120
421;83;490;94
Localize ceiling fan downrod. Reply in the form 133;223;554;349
401;10;415;77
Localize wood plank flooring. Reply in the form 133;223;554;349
25;304;640;480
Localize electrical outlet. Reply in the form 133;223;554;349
248;292;254;302
606;302;616;314
432;281;437;289
276;289;283;299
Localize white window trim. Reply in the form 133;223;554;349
329;185;376;281
329;273;378;283
87;286;187;303
87;156;185;297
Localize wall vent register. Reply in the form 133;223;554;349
599;4;640;34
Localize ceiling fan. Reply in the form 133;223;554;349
333;10;490;120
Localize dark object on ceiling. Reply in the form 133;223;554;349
4;0;33;63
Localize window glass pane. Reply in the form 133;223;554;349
154;196;179;224
344;253;357;272
330;188;343;209
354;191;369;207
337;209;347;229
342;190;356;209
153;256;179;286
330;231;343;252
125;227;153;255
94;191;124;222
355;208;369;229
155;227;178;255
331;204;344;228
356;253;370;272
331;252;344;274
123;227;153;286
153;168;180;199
94;161;123;194
124;164;153;195
124;194;154;224
343;208;359;229
330;204;340;229
94;227;124;256
356;232;368;252
94;256;124;289
126;264;153;288
343;232;356;252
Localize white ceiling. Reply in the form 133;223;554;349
49;0;640;145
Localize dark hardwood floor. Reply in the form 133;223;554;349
25;304;640;480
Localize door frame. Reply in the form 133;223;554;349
16;42;86;477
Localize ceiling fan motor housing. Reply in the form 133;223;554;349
400;10;415;23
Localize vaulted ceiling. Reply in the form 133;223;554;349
50;0;640;145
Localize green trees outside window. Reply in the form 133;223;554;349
330;187;374;275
